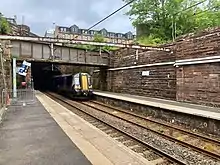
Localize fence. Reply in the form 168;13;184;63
1;88;36;107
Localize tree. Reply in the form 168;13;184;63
124;0;220;44
93;33;105;42
0;13;11;35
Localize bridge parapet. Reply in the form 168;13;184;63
10;40;109;66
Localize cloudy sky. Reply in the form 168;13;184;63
0;0;135;36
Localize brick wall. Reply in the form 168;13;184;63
175;27;220;107
176;27;220;60
0;40;12;108
107;65;176;99
105;27;220;107
176;63;220;107
107;47;176;100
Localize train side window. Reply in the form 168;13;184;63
66;76;72;87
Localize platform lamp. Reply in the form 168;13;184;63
53;22;56;38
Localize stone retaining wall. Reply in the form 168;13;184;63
0;40;12;108
105;27;220;107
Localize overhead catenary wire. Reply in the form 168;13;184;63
87;0;207;32
87;0;136;31
172;0;210;41
189;4;220;18
174;0;208;15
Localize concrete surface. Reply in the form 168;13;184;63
36;92;153;165
0;98;91;165
94;91;220;120
0;107;6;123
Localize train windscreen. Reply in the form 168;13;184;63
74;74;80;86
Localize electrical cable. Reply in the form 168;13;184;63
87;0;136;31
189;4;220;17
174;0;208;15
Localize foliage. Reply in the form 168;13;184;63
137;34;165;45
0;13;11;35
72;33;117;52
124;0;220;44
93;33;105;42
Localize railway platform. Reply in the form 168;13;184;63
0;91;151;165
0;92;91;165
93;91;220;120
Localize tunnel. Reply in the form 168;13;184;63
30;62;100;91
31;62;61;91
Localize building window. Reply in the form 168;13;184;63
72;28;75;32
118;34;122;38
110;33;115;38
60;28;67;32
101;31;106;36
127;33;133;39
90;31;94;35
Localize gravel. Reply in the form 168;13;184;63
77;103;220;165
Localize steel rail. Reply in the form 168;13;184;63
91;100;220;145
81;101;220;161
45;92;187;165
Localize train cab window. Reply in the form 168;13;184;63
74;73;80;85
88;75;92;86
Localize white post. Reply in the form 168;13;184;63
13;58;17;98
51;43;54;71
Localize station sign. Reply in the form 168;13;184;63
142;71;150;76
18;60;31;76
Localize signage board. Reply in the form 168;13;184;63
18;61;31;76
142;71;150;76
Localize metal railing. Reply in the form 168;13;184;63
1;88;36;107
0;35;171;51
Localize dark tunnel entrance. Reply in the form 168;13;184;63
31;62;61;91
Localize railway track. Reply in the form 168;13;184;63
45;92;220;165
82;100;220;161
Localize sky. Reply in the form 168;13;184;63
0;0;135;36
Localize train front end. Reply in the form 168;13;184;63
73;73;93;99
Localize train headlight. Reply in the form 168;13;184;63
75;85;81;90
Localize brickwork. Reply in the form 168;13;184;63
106;45;176;100
176;27;220;60
176;60;220;107
113;48;173;68
105;27;220;106
0;40;12;108
107;65;176;100
175;27;220;107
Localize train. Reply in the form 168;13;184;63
51;72;93;99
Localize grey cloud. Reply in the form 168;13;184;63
0;0;135;36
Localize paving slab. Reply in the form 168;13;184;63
94;91;220;120
0;97;91;165
36;92;153;165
